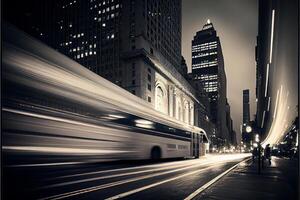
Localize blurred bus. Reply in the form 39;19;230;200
2;24;208;164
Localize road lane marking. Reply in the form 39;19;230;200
184;157;251;200
41;155;249;189
40;165;216;200
38;158;244;200
105;164;224;200
51;159;202;180
40;160;207;189
51;154;248;180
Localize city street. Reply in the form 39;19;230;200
3;154;250;200
2;0;298;199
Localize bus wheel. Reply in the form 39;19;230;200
151;146;161;160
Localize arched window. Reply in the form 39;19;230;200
184;101;189;124
155;86;164;112
176;97;183;121
178;105;182;121
155;84;168;114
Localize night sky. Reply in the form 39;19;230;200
182;0;258;142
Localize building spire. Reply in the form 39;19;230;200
202;19;214;30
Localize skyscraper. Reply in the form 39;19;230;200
243;89;250;125
242;89;254;146
190;20;229;144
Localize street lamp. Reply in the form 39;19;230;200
246;125;252;133
255;134;260;142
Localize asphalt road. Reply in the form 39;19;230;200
3;154;250;200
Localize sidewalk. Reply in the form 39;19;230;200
195;156;298;200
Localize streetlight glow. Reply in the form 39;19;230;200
255;134;260;142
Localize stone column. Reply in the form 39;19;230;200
168;85;174;117
190;103;194;126
187;102;190;124
173;88;177;119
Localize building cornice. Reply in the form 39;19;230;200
122;49;199;103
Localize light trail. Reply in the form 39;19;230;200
269;9;275;63
261;111;265;128
5;162;86;168
2;146;134;155
40;159;204;189
262;86;291;146
265;63;270;97
273;89;280;119
39;154;250;200
105;165;220;200
41;155;249;189
106;157;250;200
50;158;203;180
50;154;245;181
267;97;271;111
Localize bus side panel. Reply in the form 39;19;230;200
3;110;191;163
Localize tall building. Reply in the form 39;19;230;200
242;90;254;146
225;100;232;133
4;0;199;126
190;20;229;144
231;130;237;146
243;89;250;125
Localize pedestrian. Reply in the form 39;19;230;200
252;147;258;162
264;144;271;165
